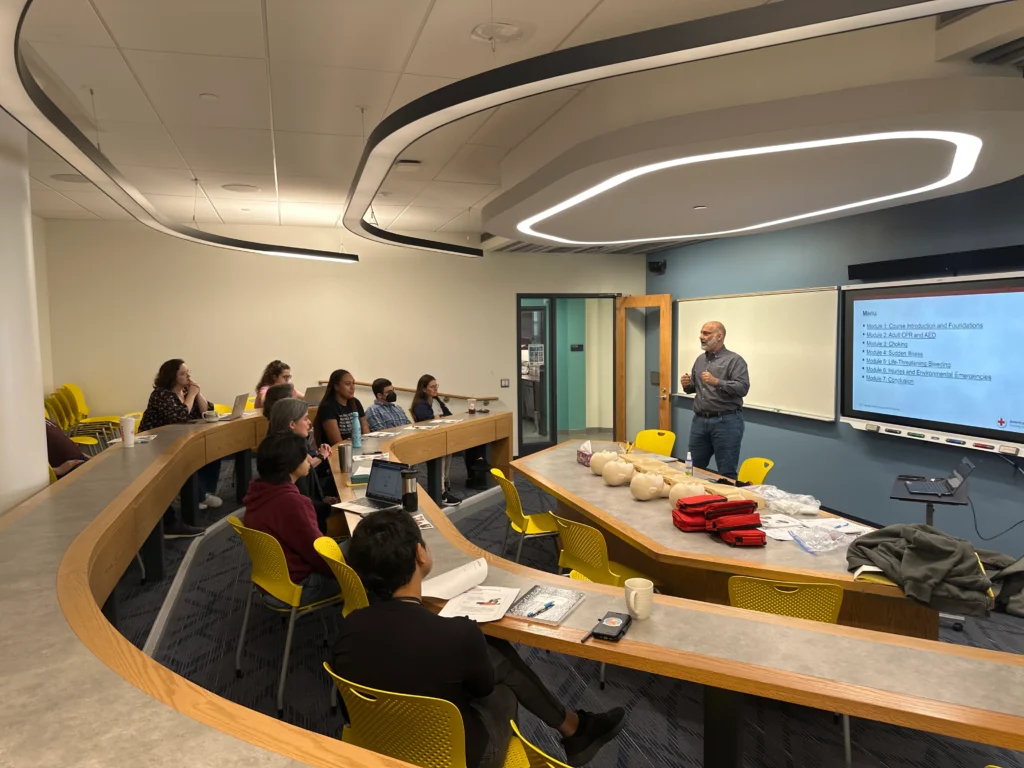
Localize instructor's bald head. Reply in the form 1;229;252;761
700;321;726;352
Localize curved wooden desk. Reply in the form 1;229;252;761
512;441;939;639
1;411;1023;768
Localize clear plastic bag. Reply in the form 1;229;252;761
789;527;856;555
744;485;821;517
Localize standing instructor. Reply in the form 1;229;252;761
680;321;750;480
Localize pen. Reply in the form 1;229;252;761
580;629;595;644
528;601;556;618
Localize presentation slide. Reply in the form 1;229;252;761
843;280;1024;440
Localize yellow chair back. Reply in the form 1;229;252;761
634;429;676;457
552;514;621;587
491;468;529;531
323;662;469;768
56;387;83;426
62;382;90;417
48;465;58;485
44;395;70;431
314;537;369;617
227;516;303;607
246;395;256;410
508;721;572;768
123;412;143;431
738;457;774;485
728;576;843;624
213;403;232;415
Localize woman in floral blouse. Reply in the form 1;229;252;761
140;358;222;537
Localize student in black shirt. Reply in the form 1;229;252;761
332;509;625;768
315;368;368;445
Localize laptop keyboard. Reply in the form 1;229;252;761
910;481;948;495
351;497;395;510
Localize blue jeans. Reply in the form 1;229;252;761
688;411;744;480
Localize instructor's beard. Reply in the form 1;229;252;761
699;338;709;350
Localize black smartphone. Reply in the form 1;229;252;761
590;612;632;642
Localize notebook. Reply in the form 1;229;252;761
508;585;586;626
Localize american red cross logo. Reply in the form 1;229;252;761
998;418;1006;427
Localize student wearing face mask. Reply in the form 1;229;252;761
365;378;411;432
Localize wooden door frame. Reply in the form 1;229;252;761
615;294;672;441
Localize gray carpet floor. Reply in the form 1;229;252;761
112;466;1024;768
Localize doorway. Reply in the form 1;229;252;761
517;294;618;456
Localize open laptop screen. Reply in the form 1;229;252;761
366;460;406;503
949;457;976;490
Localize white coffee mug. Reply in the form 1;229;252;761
119;416;136;448
624;577;654;620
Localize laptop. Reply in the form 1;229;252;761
336;459;409;514
304;385;327;404
906;457;976;497
219;393;249;421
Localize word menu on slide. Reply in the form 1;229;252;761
850;289;1024;434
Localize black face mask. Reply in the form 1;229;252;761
385;391;397;403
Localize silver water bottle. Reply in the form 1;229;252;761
340;442;353;474
401;468;418;512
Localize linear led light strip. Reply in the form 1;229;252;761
517;130;983;246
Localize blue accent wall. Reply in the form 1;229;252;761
556;299;587;431
646;176;1024;556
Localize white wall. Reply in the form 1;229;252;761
32;216;53;393
43;221;646;449
584;298;613;430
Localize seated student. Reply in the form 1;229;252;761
411;374;488;500
315;369;369;444
261;381;298;419
139;358;220;537
243;433;341;605
267;397;334;532
254;360;292;409
333;509;625;768
365;377;410;432
45;418;88;477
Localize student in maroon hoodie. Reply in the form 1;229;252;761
243;433;340;606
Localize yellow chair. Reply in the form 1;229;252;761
507;720;572;768
48;465;57;485
634;429;676;457
228;516;341;716
324;662;471;768
123;411;144;433
44;396;100;456
314;537;369;617
246;395;256;411
53;388;111;447
491;468;559;563
738;457;774;485
213;403;232;415
728;576;850;766
59;383;121;436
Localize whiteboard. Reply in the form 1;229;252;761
675;287;838;421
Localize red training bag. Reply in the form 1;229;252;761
671;494;727;533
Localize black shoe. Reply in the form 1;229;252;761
440;491;461;507
561;708;626;766
164;520;206;539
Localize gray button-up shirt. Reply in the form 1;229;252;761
683;346;750;414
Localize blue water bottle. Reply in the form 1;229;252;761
351;413;362;450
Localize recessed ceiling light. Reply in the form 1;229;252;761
199;92;219;102
518;130;983;246
693;205;707;210
51;173;89;183
376;191;392;198
470;21;523;45
221;183;261;193
240;208;251;212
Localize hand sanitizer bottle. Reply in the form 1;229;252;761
685;451;693;476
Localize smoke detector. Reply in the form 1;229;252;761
221;183;261;193
471;21;523;46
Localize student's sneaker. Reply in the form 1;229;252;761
561;707;626;766
440;491;461;507
204;493;223;508
164;520;206;539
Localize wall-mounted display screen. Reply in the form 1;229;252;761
841;276;1024;444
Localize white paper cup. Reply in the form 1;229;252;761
468;398;477;414
120;416;136;448
625;577;654;620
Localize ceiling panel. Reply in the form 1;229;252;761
28;42;160;124
365;204;405;229
559;0;763;49
271;61;397;135
437;208;482;233
93;0;265;58
373;179;427;206
59;189;134;219
267;0;430;71
274;131;362;179
125;50;270;129
435;144;506;184
386;73;455;115
20;0;114;47
404;0;601;79
389;206;463;231
279;202;343;227
96;122;188;168
209;198;280;224
467;90;577;148
167;126;273;173
277;176;348;204
30;161;96;191
411;180;495;208
392;110;496;181
146;193;221;223
30;179;98;218
119;165;201;196
29;135;69;165
198;170;279;202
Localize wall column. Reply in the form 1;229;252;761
0;112;48;513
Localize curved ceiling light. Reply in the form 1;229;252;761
343;0;1000;257
0;0;357;264
517;130;983;245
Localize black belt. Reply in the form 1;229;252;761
693;408;741;418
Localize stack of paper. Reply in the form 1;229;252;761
438;586;520;623
422;558;488;600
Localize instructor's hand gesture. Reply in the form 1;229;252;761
701;370;719;387
680;373;691;388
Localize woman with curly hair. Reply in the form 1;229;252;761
253;360;292;409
